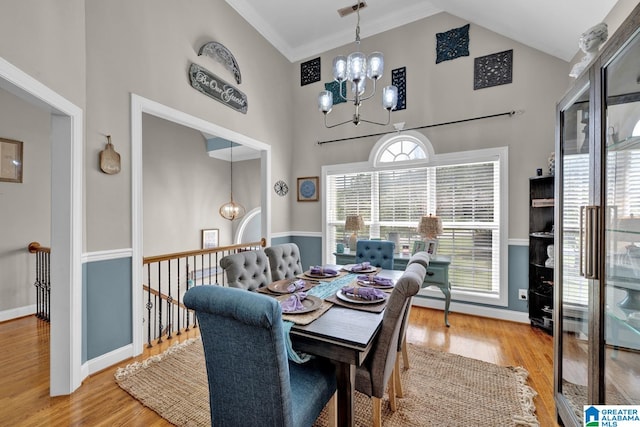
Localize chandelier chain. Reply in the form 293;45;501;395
355;2;361;44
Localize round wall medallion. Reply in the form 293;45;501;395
274;180;289;196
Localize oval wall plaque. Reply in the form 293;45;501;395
189;63;248;114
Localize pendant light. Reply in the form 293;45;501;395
219;141;245;220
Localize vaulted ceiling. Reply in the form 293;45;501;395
225;0;619;62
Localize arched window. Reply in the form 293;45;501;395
369;130;434;167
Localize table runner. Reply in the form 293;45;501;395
284;273;358;363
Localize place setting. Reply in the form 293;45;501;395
274;279;333;325
341;261;378;274
355;274;395;290
325;283;390;313
300;265;344;280
265;278;314;294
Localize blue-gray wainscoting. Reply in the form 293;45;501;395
82;257;132;363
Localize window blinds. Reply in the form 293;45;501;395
326;159;501;295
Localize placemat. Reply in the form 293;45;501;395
325;293;388;313
282;300;333;325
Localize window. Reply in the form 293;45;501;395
323;132;508;306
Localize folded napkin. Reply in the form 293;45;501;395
280;292;308;313
310;266;338;276
341;286;386;301
357;275;394;288
350;262;371;272
287;279;306;293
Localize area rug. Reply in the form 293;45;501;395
115;338;539;426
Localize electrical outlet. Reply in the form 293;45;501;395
519;289;528;300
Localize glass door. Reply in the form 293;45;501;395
555;80;592;426
603;26;640;406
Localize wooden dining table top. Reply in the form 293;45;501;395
287;267;403;427
288;268;403;367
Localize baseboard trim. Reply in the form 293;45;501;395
0;304;35;323
86;343;134;376
412;296;530;324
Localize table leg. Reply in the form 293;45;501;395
441;282;451;327
335;361;356;427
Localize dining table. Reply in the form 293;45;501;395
281;266;404;427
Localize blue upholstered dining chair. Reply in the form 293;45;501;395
219;249;272;291
355;261;426;427
183;285;337;427
265;243;304;281
355;239;395;270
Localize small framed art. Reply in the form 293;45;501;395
202;228;219;249
425;239;439;256
0;138;23;183
412;240;426;255
297;176;319;202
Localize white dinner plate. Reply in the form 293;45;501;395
341;264;378;274
357;279;394;289
336;289;387;305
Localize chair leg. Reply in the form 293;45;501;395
394;354;404;398
402;338;410;369
326;391;337;427
372;397;383;427
388;369;397;412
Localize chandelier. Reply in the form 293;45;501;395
317;2;398;128
219;141;245;221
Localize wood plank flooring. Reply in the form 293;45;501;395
0;307;558;426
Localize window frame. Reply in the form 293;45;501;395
322;133;509;306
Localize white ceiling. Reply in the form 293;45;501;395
225;0;619;63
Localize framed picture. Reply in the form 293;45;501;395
297;176;319;202
202;229;219;249
425;239;439;256
412;240;426;255
0;138;23;183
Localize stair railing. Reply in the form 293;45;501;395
141;238;266;348
28;242;51;322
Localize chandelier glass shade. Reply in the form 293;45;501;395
219;142;245;221
317;3;397;128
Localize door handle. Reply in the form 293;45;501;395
581;205;600;279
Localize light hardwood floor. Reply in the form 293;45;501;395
0;307;558;426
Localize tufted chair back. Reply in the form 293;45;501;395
407;251;430;269
355;240;395;270
265;243;304;281
220;250;272;291
183;285;337;427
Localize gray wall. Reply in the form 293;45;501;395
142;114;261;256
0;88;51;311
84;0;294;252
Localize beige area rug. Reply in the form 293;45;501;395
115;338;539;426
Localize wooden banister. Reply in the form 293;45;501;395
143;238;266;264
28;241;51;253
